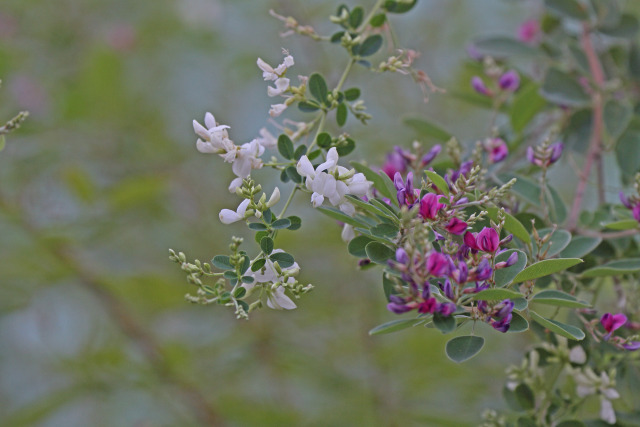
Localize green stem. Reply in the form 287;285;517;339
278;186;299;219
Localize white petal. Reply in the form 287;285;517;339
569;346;586;364
267;187;280;207
341;224;355;242
204;112;216;129
283;55;294;68
257;128;277;148
602;388;620;400
311;192;324;207
193;120;210;141
257;57;275;75
236;199;251;216
296;156;315;177
228;177;243;193
269;104;287;117
600;398;616;424
326;147;339;164
219;209;242;224
339;202;355;216
267;287;297;310
196;139;216;154
267;78;290;97
232;157;252;178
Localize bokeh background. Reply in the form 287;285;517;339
0;1;545;426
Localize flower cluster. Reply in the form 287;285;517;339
472;69;520;97
257;53;296;117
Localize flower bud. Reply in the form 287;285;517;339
267;187;281;207
476;227;499;253
471;76;491;96
498;70;520;92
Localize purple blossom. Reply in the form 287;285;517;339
491;315;512;333
420;193;445;220
495;252;518;269
474;258;493;281
518;19;540;44
483;137;509;163
418;297;438;314
387;302;414;314
421;144;441;167
623;341;640;351
445;217;468;235
383;146;412;178
446;160;474;189
437;302;456;316
620;192;640;222
427;251;449;277
394;171;418;207
527;142;564;168
498;70;520;92
476;227;499;253
471;76;491;96
395;248;409;264
440;279;455;300
601;312;627;338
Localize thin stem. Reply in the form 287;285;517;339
567;24;605;230
278;186;298;218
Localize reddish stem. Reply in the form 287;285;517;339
567;24;606;231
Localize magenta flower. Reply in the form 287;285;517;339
471;76;491;96
427;251;449;277
445;217;468;235
394;172;418;207
476;227;499;253
601;312;627;338
474;258;493;281
495;252;518;269
518;19;540;44
619;192;640;222
498;70;520;92
437;302;457;316
623;341;640;351
418;297;438;314
464;231;480;251
419;193;445;220
382;146;412;178
483;138;508;163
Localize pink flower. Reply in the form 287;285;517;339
483;138;508;163
419;193;445;220
471;76;491;96
476;227;499;253
464;231;480;251
445;218;468;235
426;251;449;277
601;313;627;338
518;19;540;44
498;70;520;92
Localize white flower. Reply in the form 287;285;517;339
257;55;294;81
269;103;287;117
574;368;619;425
341;224;355;242
256;127;277;148
228;177;243;193
267;187;280;208
193;112;231;153
296;147;371;215
243;250;299;310
219;199;251;224
267;77;290;97
232;139;264;178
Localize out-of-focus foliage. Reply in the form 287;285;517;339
0;0;543;425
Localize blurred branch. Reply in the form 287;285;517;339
567;24;605;230
0;111;29;135
0;193;223;426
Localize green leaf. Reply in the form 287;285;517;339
348;6;364;28
486;208;531;244
336;137;355;156
424;170;450;196
271;218;291;229
371;223;399;238
212;255;233;270
358;35;383;57
254;231;269;245
251;258;266;272
494;250;528;287
532;289;590;308
541;68;590;107
513;258;583;283
351;162;393;199
600;13;639;38
286;215;301;230
370;13;387;27
344;88;361;101
556;421;586;427
308;73;329;104
379;171;400;206
298;100;321;112
369;318;424;335
345;194;395;220
508;312;529;333
317;206;368;228
514;383;535;410
404;118;452;142
445;336;485;363
336;102;347;127
277;134;295;160
547;185;567;225
269;252;295;268
260;236;274;255
544;0;588;20
559;236;601;258
248;222;268;231
285;166;302;184
433;314;457;334
510;82;547;133
365;241;395;264
529;310;586;340
234;286;248;297
616;130;640;177
496;173;566;223
223;271;238;280
580;258;640;278
316;132;332;149
293;144;307;160
513;298;528;311
473;288;524;301
473;36;540;57
603;219;638;230
348;235;375;257
604;100;632;139
383;0;417;14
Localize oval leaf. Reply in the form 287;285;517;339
532;289;590;308
580;258;640;278
358;35;383;57
260;236;274;255
365;241;395;264
348;235;375;258
559;236;602;258
269;252;295;268
308;73;328;104
603;219;639;230
473;288;524;301
486;208;531;244
529;310;585;340
507;312;529;333
541;68;590;107
425;170;450;196
513;258;583;283
369;318;424;335
445;335;485;363
494;250;528;287
404;118;452;142
277;134;295;160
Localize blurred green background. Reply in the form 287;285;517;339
0;1;537;426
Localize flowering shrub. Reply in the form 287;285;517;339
170;0;640;424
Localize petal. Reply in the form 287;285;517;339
236;199;251;216
193;120;210;141
311;192;324;207
296;156;315;177
204;112;216;129
196;139;216;154
600;398;616;424
228;177;243;193
267;287;297;310
219;209;242;224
